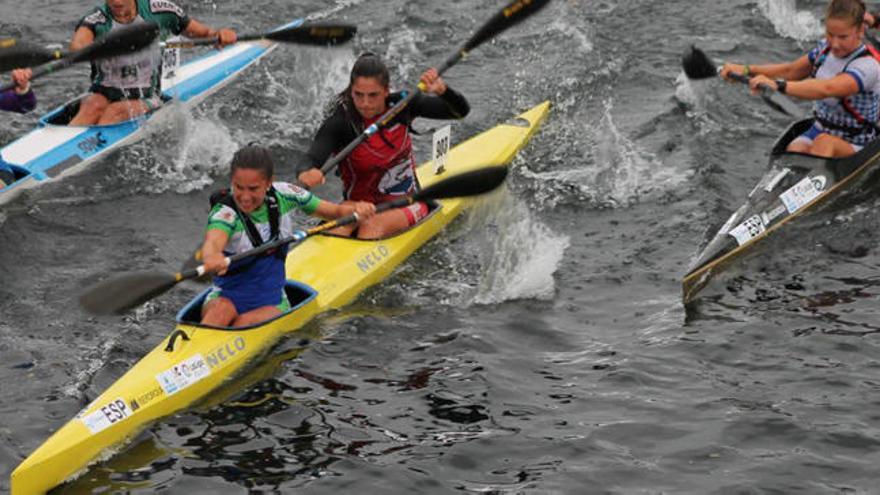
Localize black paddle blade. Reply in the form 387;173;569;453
415;166;509;202
72;21;160;63
0;39;59;71
266;23;357;45
464;0;552;53
682;46;719;80
79;271;178;315
759;89;803;117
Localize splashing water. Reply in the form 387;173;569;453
757;0;822;42
139;107;238;195
525;100;691;209
469;189;570;304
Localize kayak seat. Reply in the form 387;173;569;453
175;280;317;330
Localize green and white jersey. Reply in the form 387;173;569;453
78;0;190;92
206;182;322;255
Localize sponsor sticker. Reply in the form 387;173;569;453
728;215;766;246
761;204;787;225
81;398;132;434
156;354;210;396
780;176;823;214
432;125;451;174
211;206;236;224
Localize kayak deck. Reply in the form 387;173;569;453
682;118;880;303
9;101;551;494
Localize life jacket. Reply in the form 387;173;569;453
209;187;285;260
811;43;880;133
338;96;419;204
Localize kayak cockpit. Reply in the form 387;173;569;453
175;280;317;331
38;93;172;128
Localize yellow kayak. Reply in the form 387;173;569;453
10;100;550;494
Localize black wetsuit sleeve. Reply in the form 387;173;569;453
295;106;358;175
408;87;470;120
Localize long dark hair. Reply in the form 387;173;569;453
229;144;274;179
826;0;866;27
334;52;391;122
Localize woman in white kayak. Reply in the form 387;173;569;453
720;0;880;158
200;145;375;327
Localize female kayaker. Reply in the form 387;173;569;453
720;0;880;158
0;68;36;188
200;144;375;327
295;53;470;239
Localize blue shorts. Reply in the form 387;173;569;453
791;122;863;152
206;287;290;315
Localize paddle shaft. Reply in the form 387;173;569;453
163;33;269;49
0;56;74;93
162;23;356;49
178;196;414;282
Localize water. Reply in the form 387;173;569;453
3;0;880;493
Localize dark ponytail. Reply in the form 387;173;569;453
229;143;275;180
335;52;391;119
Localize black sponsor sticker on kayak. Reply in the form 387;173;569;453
80;398;132;434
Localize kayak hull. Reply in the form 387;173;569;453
0;33;286;206
10;101;551;494
682;119;880;303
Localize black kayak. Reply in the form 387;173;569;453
682;119;880;303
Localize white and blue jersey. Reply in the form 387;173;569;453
808;41;880;145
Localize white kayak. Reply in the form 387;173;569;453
0;19;302;206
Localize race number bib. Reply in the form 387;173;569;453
432;125;451;174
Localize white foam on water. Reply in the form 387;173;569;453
138;107;238;195
757;0;822;42
466;189;570;305
61;338;117;399
525;100;692;209
307;0;370;20
261;49;355;139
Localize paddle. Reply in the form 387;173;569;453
315;0;552;177
0;22;160;93
79;166;509;315
162;22;357;49
0;39;63;72
682;45;802;117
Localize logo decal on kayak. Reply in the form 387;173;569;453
729;215;766;246
78;132;108;155
129;387;163;412
357;244;391;273
81;397;132;434
156;354;210;396
780;176;823;214
206;336;246;369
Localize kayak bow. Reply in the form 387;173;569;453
682;118;880;303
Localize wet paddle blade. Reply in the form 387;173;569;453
464;0;553;53
71;21;160;63
760;88;803;117
414;166;509;202
682;46;718;80
0;39;59;71
79;271;178;315
265;23;357;45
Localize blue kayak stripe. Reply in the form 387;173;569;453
164;44;270;102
